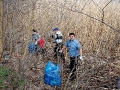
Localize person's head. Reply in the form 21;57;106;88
53;27;59;33
69;33;75;40
32;29;37;34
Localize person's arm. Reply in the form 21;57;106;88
80;48;82;56
77;40;83;60
37;33;41;41
59;45;67;53
61;45;67;51
59;40;68;52
79;48;83;60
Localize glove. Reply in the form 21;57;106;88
79;56;83;60
47;32;51;37
59;50;62;53
35;41;37;45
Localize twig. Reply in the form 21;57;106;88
52;2;120;33
102;0;112;23
22;1;36;59
0;0;4;62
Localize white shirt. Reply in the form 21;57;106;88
54;31;62;43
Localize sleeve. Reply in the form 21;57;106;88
36;33;41;41
54;34;57;39
77;40;82;49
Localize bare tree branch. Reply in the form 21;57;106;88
82;0;89;11
53;2;120;33
91;0;102;10
102;0;112;23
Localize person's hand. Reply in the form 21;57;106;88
52;41;56;43
50;34;54;38
79;56;83;60
35;41;37;45
59;50;62;53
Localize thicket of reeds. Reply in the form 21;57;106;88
3;0;120;59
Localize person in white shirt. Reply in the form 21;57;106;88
52;27;65;62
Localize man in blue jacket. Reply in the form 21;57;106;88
60;33;83;80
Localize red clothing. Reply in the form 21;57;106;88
38;38;44;48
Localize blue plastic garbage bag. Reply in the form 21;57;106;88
28;43;37;53
44;61;61;86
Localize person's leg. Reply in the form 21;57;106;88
59;43;65;62
70;57;76;80
53;44;58;59
61;53;65;62
70;57;74;72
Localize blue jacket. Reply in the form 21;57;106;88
65;39;82;57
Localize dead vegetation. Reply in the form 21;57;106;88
0;0;120;90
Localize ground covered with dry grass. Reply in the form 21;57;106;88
0;0;120;90
1;43;120;90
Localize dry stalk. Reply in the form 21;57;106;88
102;0;112;23
0;0;4;62
2;0;120;89
64;66;76;90
22;1;36;59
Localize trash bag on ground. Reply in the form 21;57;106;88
44;61;61;86
28;43;37;53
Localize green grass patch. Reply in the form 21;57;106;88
0;66;8;77
0;66;8;89
0;66;27;89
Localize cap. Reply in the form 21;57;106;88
53;27;59;31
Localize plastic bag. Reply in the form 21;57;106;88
44;61;61;86
28;43;37;53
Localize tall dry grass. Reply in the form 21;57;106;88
3;0;120;59
2;0;120;89
0;0;4;61
34;0;120;59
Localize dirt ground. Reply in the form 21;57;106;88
1;49;120;90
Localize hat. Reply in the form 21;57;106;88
53;27;59;31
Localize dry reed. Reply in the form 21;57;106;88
1;0;120;89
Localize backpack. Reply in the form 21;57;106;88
38;38;44;48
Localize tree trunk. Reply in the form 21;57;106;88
0;0;4;62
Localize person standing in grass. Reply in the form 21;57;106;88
60;33;83;80
31;29;41;44
29;29;41;53
51;27;65;61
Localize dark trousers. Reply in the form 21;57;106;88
70;56;79;79
54;43;65;61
